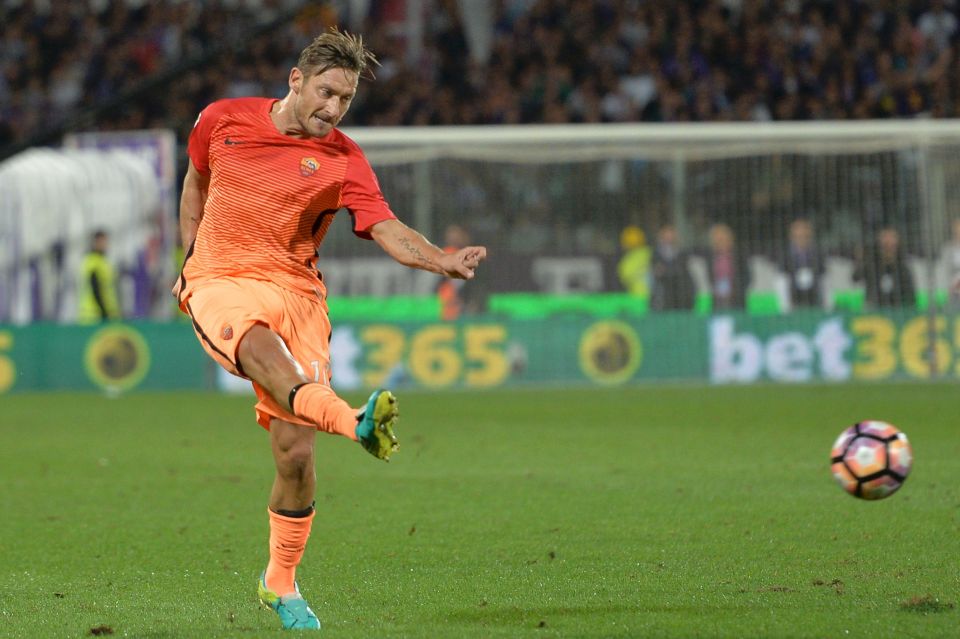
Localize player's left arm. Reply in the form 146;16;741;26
370;219;487;279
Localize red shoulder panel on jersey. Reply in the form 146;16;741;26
187;98;276;175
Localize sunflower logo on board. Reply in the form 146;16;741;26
578;320;642;385
300;157;320;177
84;325;151;393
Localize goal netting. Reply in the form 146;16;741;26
323;120;960;315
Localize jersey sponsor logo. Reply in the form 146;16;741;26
300;156;320;176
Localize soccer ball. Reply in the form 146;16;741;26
830;421;912;500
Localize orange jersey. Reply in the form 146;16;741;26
181;97;396;301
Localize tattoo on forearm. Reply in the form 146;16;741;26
398;236;438;270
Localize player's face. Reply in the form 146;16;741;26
291;67;358;137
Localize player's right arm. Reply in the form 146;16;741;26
173;102;221;298
179;101;225;249
179;161;209;249
172;162;208;299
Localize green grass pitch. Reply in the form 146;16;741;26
1;384;958;638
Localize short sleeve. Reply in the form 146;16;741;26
340;145;397;239
187;102;223;175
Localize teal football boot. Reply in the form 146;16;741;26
258;572;321;630
355;389;399;461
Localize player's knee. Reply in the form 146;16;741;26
275;425;314;476
277;447;313;479
276;438;314;475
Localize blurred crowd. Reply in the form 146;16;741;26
4;0;958;310
414;0;960;125
1;0;959;152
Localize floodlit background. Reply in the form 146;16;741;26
1;2;959;638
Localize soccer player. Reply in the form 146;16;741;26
174;30;486;630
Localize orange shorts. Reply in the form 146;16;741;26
182;277;332;430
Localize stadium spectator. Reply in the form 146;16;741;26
78;229;121;323
918;0;959;53
778;218;825;309
438;224;486;318
650;224;696;312
704;222;750;311
617;225;651;297
855;226;917;309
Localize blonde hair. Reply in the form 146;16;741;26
297;28;378;79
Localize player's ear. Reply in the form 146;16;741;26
289;67;303;94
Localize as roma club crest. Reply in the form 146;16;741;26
222;325;234;340
300;157;319;177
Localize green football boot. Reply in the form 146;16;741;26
355;389;399;461
258;572;321;630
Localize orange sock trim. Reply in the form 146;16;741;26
265;508;316;597
291;382;358;439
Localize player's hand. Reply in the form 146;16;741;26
440;246;487;279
